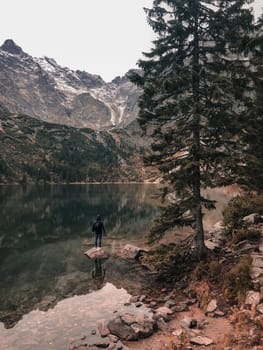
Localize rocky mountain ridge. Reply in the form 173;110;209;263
0;39;140;130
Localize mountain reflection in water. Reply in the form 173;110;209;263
0;282;152;350
0;184;161;330
0;184;238;350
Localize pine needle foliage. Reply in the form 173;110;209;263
129;0;262;258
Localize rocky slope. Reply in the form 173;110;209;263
0;104;155;184
0;39;140;130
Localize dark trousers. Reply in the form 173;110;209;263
95;233;102;248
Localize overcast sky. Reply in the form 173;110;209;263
0;0;262;82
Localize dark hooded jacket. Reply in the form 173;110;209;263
92;215;105;235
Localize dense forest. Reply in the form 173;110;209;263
0;104;154;184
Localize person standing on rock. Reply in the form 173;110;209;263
92;214;106;249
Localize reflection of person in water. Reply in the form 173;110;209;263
92;258;106;290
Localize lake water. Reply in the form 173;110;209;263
0;184;238;350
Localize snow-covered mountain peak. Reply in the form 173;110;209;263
0;39;140;129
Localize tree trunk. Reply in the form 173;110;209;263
192;0;207;259
195;201;206;259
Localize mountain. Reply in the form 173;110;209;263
0;39;140;130
0;103;158;184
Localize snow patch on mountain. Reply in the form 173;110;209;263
0;39;140;129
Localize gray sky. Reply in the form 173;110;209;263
0;0;262;82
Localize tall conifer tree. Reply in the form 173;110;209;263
241;13;263;192
129;0;259;258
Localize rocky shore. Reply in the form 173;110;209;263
72;213;263;350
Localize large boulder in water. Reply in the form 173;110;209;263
84;247;109;259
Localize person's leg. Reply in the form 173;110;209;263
98;233;102;247
95;234;98;248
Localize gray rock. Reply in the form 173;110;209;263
155;306;173;321
242;213;262;224
129;295;140;303
172;329;184;337
121;244;144;259
157;317;168;331
245;291;261;306
205;240;219;251
135;302;143;308
173;304;189;312
108;334;119;343
107;312;157;341
214;310;225;317
181;316;197;329
139;295;146;302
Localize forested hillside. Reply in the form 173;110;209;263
0;104;155;184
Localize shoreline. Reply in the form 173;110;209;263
0;180;163;186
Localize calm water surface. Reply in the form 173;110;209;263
0;184;161;349
0;184;237;350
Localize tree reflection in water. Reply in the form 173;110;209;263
0;184;160;328
0;184;237;329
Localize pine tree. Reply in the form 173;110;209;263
240;13;263;192
129;0;259;259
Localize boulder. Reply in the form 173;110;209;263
154;306;173;321
205;240;219;251
84;247;109;259
242;213;262;225
245;290;261;306
121;244;145;259
107;312;157;341
205;221;224;251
